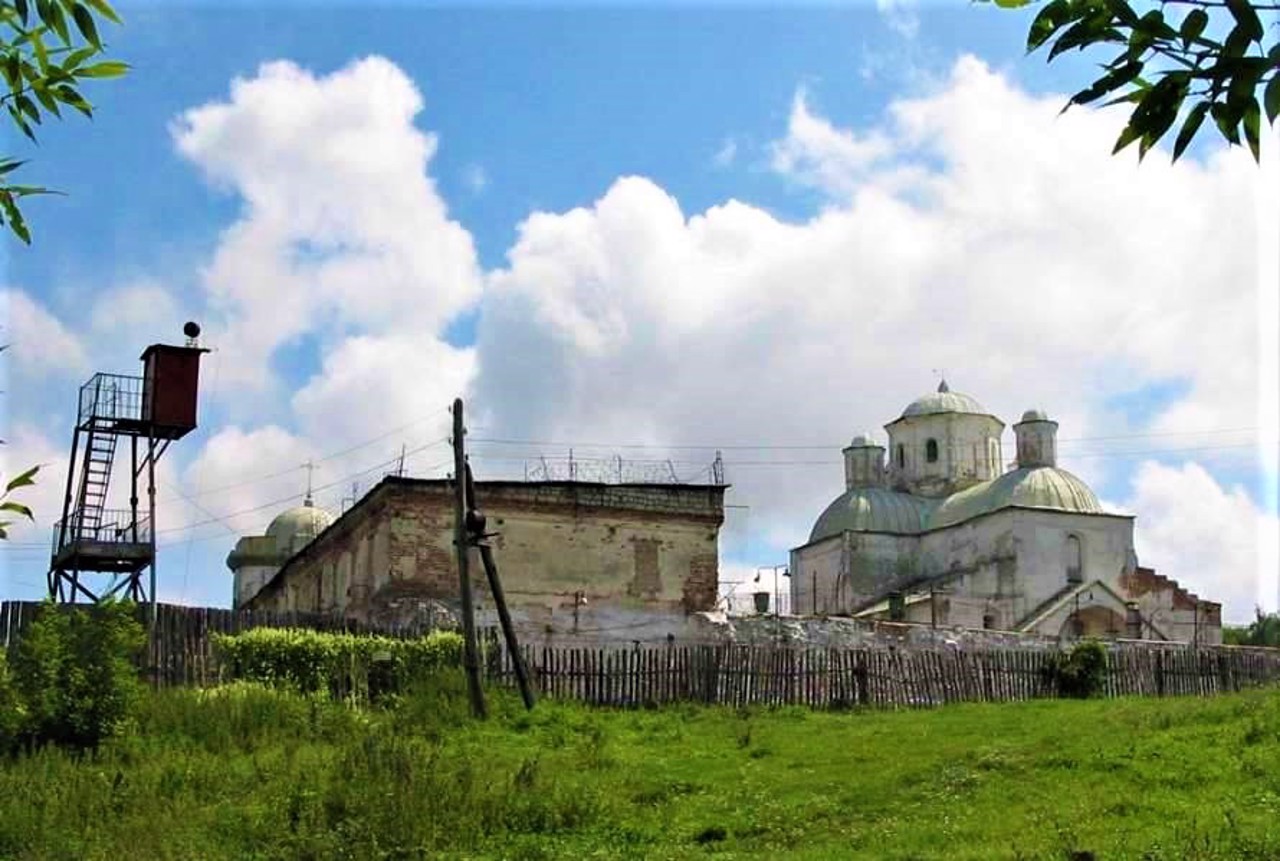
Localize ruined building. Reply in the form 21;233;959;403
230;477;725;637
790;382;1221;644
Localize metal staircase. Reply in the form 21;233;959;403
72;428;118;542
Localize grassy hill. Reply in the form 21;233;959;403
1;677;1277;860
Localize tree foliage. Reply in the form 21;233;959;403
983;0;1279;160
4;600;145;752
1;0;127;243
1222;608;1280;646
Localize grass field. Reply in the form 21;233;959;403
1;676;1277;860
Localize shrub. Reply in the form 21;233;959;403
8;600;146;751
213;627;463;701
1042;640;1108;699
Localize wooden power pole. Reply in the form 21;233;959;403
452;398;487;719
466;462;536;710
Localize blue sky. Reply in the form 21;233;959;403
1;1;1276;620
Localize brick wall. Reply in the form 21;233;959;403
250;477;726;627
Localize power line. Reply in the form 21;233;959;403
468;426;1263;452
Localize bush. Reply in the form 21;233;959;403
213;627;463;701
7;600;146;752
1042;640;1108;699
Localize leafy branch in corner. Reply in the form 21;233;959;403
0;464;38;540
1;0;128;243
980;0;1279;161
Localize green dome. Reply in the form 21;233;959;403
809;487;933;541
900;379;988;419
266;501;334;555
929;466;1102;529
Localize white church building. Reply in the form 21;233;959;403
790;382;1221;644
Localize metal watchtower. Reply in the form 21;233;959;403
48;322;209;606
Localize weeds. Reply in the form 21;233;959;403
0;681;1277;859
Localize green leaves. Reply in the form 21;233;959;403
214;628;465;701
1;0;126;244
1179;9;1208;48
0;466;38;539
1000;0;1277;163
5;465;39;493
1266;74;1280;124
73;58;126;77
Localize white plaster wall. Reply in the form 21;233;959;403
791;536;843;616
234;564;278;610
1010;510;1135;609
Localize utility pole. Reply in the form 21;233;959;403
451;398;486;719
464;460;535;710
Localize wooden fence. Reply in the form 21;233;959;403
5;600;1279;708
489;641;1280;710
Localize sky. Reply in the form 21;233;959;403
1;1;1277;623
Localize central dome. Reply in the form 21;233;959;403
900;379;988;419
266;501;334;556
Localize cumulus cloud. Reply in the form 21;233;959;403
478;55;1274;576
770;90;892;196
1127;461;1278;622
1;288;88;379
170;56;482;390
6;53;1273;618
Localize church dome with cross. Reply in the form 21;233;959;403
266;497;335;556
898;379;990;419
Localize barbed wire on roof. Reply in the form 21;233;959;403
514;451;726;485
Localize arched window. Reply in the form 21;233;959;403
896;444;906;469
1065;534;1083;583
926;438;939;463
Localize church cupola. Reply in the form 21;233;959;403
843;433;887;490
1015;409;1058;468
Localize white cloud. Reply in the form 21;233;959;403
477;55;1274;587
292;333;473;450
8;53;1274;621
1127;461;1278;622
170;56;483;390
0;288;88;379
770;90;892;196
89;280;183;344
713;137;738;169
876;0;919;40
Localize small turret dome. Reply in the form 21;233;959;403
900;379;988;419
810;487;933;541
849;432;880;448
266;500;334;556
1020;409;1050;422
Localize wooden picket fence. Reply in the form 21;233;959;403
0;600;450;687
5;600;1279;708
488;641;1280;710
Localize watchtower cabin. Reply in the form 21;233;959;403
49;324;209;605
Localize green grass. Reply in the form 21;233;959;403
1;675;1278;860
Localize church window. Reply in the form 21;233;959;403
1066;534;1083;583
926;439;939;463
896;444;906;469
